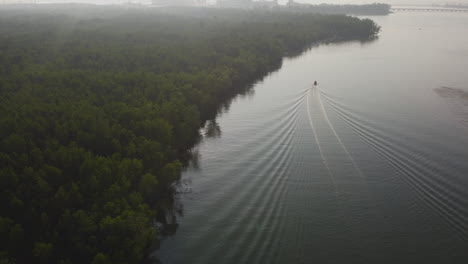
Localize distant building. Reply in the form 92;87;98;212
286;0;305;7
253;0;278;9
286;0;303;7
152;0;195;6
218;0;252;8
218;0;278;9
1;0;36;4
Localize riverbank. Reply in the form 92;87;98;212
156;11;468;264
0;6;379;264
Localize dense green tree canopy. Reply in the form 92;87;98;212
0;6;379;264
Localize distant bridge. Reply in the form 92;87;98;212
391;7;468;13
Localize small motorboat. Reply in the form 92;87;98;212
313;81;318;86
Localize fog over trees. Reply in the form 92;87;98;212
4;0;468;5
0;5;381;263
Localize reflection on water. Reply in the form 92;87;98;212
202;119;222;138
155;12;468;264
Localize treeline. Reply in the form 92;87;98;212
0;6;380;264
285;3;392;16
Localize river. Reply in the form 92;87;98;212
155;11;468;263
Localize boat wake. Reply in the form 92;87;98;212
306;87;339;198
316;88;366;181
185;87;309;264
320;91;468;241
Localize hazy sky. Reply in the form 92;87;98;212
3;0;468;6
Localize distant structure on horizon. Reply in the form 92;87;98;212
442;2;468;8
1;0;36;4
286;0;305;7
151;0;207;6
217;0;278;9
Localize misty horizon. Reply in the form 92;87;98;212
2;1;468;263
3;0;468;7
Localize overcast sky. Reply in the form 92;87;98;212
3;0;468;6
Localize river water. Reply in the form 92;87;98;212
155;12;468;263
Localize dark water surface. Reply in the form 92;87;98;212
155;12;468;263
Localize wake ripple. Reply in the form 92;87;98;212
189;89;304;264
321;92;468;241
316;88;366;181
306;88;339;198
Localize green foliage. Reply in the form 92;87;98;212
32;243;53;263
0;6;379;264
138;173;159;199
91;253;111;264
